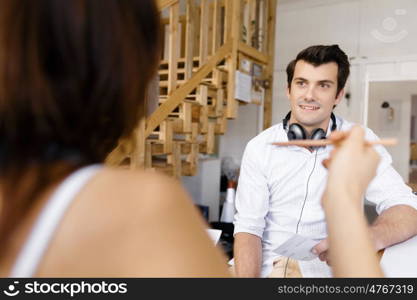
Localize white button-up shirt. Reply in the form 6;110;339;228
233;115;417;277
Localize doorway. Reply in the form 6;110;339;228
367;80;417;186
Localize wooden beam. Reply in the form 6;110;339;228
208;2;214;56
160;120;173;153
186;123;199;175
145;141;152;169
243;0;250;44
248;0;256;47
180;102;192;132
215;88;224;117
145;41;232;138
238;41;269;64
260;0;267;52
263;0;277;130
168;3;179;94
224;0;232;41
212;69;223;88
215;115;227;134
129;116;146;170
186;122;199;143
105;137;132;166
187;143;199;175
226;0;241;119
161;15;186;25
158;0;179;11
198;85;209;133
199;0;210;65
212;0;222;54
206;121;216;154
185;0;196;80
168;142;182;179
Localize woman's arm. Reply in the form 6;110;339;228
322;126;384;277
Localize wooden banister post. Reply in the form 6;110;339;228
168;2;179;95
263;0;277;130
226;0;242;119
185;0;195;80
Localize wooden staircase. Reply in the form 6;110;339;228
106;0;277;178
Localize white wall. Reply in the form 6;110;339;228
181;158;221;222
203;0;417;179
367;81;417;181
273;0;417;122
218;103;262;164
272;0;417;182
275;0;360;71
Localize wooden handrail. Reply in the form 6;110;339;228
238;41;269;64
158;0;179;10
145;41;232;138
106;0;277;174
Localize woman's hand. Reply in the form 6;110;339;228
322;125;380;208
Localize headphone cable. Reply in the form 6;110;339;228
283;148;319;277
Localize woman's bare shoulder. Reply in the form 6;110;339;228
90;168;185;205
69;167;192;228
37;167;230;277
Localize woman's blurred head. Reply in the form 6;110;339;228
0;0;161;250
0;0;161;167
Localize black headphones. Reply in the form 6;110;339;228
283;111;337;141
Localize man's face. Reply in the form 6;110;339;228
286;60;344;131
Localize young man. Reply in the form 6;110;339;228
233;45;417;277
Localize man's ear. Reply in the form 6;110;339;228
335;88;345;105
286;86;290;100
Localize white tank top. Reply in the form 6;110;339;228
9;165;102;277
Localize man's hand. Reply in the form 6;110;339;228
312;239;331;265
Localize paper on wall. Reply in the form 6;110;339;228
235;71;252;103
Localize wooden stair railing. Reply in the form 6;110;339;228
106;0;277;178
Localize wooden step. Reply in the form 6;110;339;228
152;159;195;177
199;80;218;89
158;66;226;75
216;66;228;73
160;56;200;65
147;138;210;156
158;96;201;105
159;80;186;88
158;78;217;88
158;67;199;75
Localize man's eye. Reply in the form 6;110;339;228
296;81;305;86
320;83;330;88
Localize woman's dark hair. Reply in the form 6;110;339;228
0;0;161;253
286;45;350;96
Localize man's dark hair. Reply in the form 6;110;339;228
286;45;350;96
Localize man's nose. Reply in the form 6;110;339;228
304;86;315;102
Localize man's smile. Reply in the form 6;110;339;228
299;104;320;111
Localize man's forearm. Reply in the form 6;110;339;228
371;205;417;250
233;233;262;277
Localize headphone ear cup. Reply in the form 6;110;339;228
310;128;326;140
287;123;307;140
